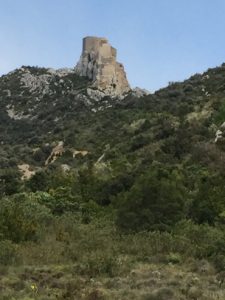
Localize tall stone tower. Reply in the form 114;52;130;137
75;36;130;97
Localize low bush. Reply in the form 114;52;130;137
0;240;19;265
0;193;52;243
174;220;225;262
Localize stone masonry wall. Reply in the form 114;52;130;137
75;36;130;97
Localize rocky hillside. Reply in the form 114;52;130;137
0;66;118;173
1;63;225;180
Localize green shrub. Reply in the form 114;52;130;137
26;170;50;192
166;253;182;264
44;188;81;215
0;168;21;196
213;254;225;271
0;240;19;265
116;166;186;232
214;102;225;125
0;193;52;242
189;174;225;224
75;252;121;277
81;200;105;223
174;220;225;259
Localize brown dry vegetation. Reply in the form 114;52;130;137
0;218;225;300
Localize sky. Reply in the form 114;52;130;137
1;0;225;91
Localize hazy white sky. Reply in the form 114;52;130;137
1;0;225;91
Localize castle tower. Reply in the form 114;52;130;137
75;36;130;97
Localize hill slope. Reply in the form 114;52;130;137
1;64;225;299
1;64;225;177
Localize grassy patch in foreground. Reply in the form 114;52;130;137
0;261;224;300
0;217;225;299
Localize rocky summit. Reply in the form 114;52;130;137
75;36;131;98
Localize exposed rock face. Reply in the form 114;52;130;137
132;87;150;98
75;36;130;97
18;164;36;180
45;141;65;165
215;122;225;143
20;67;76;96
21;70;52;94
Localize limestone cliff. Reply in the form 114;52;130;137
75;36;130;97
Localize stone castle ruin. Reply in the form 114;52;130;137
75;36;130;97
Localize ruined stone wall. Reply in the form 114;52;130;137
75;36;130;97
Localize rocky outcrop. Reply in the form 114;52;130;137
132;87;150;98
21;70;52;94
20;67;76;96
18;164;36;180
215;122;225;143
75;36;130;98
45;141;65;165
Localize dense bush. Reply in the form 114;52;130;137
189;174;225;224
25;170;50;192
0;240;19;265
0;169;21;196
174;220;225;264
46;187;81;215
116;165;186;232
0;193;52;242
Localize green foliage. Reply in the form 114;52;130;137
0;169;21;196
2;64;225;298
74;251;121;277
116;165;186;232
166;253;182;264
0;240;19;265
214;101;225;125
0;193;52;242
25;170;50;192
48;187;81;215
174;220;225;261
81;200;106;223
189;174;225;224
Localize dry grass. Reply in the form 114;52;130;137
0;220;225;299
0;260;224;299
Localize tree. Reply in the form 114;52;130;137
26;170;49;192
189;175;225;225
0;169;21;196
0;193;52;243
116;166;186;232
